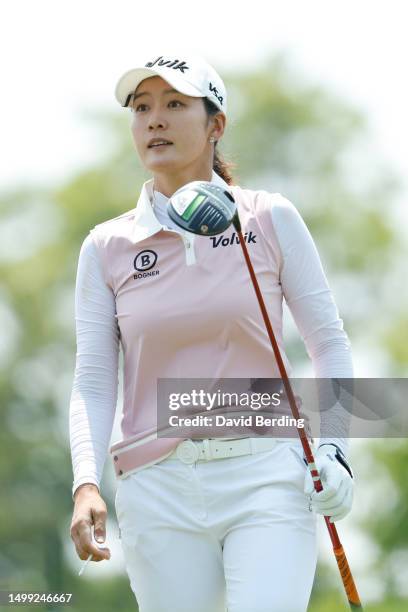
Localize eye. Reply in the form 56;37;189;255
134;103;148;112
168;100;184;108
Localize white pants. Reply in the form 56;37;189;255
114;439;318;612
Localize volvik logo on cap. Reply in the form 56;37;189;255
145;56;190;73
115;55;227;114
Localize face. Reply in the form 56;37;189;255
129;75;225;177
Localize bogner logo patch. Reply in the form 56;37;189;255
145;56;190;73
133;250;160;279
210;231;257;248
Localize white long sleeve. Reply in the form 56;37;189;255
270;196;353;457
69;233;120;500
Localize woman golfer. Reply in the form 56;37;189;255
70;55;355;612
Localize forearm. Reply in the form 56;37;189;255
311;336;354;457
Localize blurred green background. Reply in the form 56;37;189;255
1;23;408;612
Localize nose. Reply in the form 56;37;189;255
148;108;168;131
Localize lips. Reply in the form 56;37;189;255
148;138;174;148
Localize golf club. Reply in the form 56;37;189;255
168;180;363;610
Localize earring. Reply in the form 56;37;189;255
209;136;216;143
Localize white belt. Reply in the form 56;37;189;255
169;437;299;464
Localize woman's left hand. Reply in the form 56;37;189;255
304;444;354;523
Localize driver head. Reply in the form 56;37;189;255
167;181;237;236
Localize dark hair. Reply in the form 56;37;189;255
203;98;236;185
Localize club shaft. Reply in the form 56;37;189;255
234;221;363;609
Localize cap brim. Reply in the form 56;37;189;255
115;67;204;106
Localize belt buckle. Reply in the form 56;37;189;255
176;440;199;464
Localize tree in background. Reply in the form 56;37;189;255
0;52;406;611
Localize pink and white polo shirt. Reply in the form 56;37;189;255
70;170;353;497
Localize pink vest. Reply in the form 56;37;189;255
90;177;296;478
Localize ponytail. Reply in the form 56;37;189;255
213;146;236;186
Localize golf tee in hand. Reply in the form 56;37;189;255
78;553;93;576
77;534;111;576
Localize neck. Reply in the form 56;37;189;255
152;163;213;198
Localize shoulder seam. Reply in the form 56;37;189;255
93;208;136;230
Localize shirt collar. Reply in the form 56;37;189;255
132;170;231;243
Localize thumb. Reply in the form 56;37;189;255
93;517;106;544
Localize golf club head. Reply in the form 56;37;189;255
167;181;239;236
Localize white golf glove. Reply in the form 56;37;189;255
304;444;354;523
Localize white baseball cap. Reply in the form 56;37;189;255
114;54;227;115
